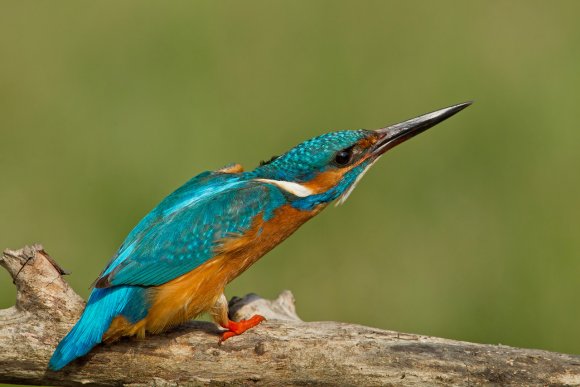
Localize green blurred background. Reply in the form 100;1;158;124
1;0;579;358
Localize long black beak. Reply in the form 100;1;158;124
372;101;472;156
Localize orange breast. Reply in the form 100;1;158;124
103;203;323;341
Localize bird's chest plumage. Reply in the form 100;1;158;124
217;203;324;280
142;203;324;333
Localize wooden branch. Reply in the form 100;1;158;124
1;246;579;386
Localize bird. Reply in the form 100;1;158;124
48;101;471;371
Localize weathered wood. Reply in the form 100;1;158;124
1;245;579;386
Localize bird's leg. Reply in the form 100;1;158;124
210;293;265;342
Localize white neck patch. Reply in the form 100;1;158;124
335;158;378;206
255;178;314;197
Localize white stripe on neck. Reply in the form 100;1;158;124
255;178;314;197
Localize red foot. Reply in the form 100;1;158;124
219;315;266;342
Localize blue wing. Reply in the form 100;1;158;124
95;171;288;288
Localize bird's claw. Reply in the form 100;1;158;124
219;314;266;343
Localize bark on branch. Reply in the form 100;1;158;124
1;245;579;386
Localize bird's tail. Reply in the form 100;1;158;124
48;286;146;371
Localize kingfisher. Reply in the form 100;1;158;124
48;101;471;370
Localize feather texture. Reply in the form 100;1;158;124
96;172;287;287
48;286;149;370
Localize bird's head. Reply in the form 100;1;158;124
251;102;472;210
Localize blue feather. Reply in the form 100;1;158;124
48;286;149;371
98;175;287;287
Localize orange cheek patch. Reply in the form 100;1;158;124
303;169;351;194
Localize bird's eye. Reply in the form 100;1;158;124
334;147;353;166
